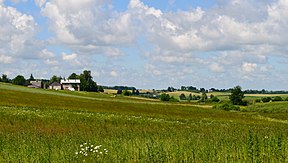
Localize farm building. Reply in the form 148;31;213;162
49;82;62;90
60;79;80;91
28;81;42;88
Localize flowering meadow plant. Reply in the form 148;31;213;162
75;142;108;161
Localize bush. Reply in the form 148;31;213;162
210;96;220;102
169;96;179;102
285;97;288;101
122;90;132;96
261;97;272;103
255;99;261;103
160;94;170;101
241;100;249;106
213;102;240;111
272;96;283;102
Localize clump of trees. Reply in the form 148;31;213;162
160;94;179;102
0;74;10;83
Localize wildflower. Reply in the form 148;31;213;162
100;152;103;154
80;144;83;147
91;145;93;147
265;136;269;139
75;152;78;155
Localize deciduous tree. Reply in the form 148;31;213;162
229;86;244;105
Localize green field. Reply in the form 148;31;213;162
1;83;288;162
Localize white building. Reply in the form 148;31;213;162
60;79;81;91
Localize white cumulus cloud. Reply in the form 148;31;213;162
0;54;13;64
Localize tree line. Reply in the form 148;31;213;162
0;70;99;92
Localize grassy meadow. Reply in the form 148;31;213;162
1;83;288;162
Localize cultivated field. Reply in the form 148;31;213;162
1;83;288;162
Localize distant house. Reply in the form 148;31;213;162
49;82;62;90
28;80;42;88
61;79;80;91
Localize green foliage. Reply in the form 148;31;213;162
213;102;240;111
12;75;26;86
79;70;98;92
198;92;208;102
122;90;132;96
68;73;78;79
246;102;288;113
98;86;104;92
179;93;186;100
261;97;272;103
229;86;245;105
169;96;179;102
49;75;62;84
160;94;170;101
29;73;35;81
272;96;283;102
210;96;220;102
2;74;9;83
255;99;261;103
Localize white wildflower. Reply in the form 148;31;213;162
75;152;78;155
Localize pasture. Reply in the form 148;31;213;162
1;83;288;162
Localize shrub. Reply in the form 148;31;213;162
210;96;220;102
285;97;288;101
213;102;240;111
160;94;170;101
261;97;272;103
241;100;249;106
255;99;261;103
169;96;179;102
122;90;132;96
272;96;283;102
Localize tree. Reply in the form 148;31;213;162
68;73;78;79
122;90;132;96
135;90;140;95
199;92;208;102
98;86;104;92
29;73;35;81
79;70;98;92
179;93;186;100
188;94;193;100
2;74;9;83
49;75;62;84
12;75;26;85
229;86;244;105
160;94;170;101
117;90;122;94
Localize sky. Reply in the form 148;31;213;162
1;0;288;90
